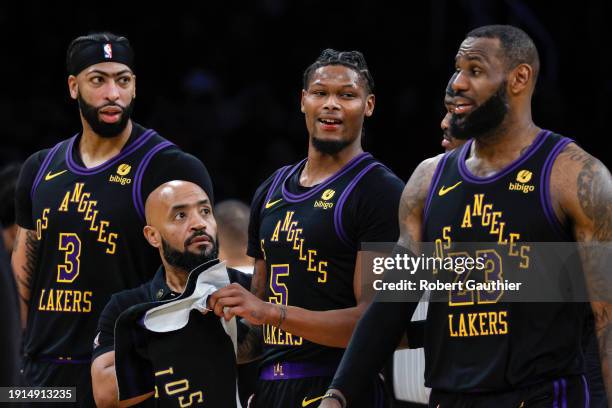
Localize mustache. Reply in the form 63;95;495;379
451;91;476;106
96;102;126;112
184;230;214;247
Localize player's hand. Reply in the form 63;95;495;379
207;283;276;325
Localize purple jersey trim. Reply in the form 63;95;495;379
259;362;337;380
561;378;567;408
261;166;291;213
581;374;590;408
30;141;63;200
333;162;382;249
457;130;550;184
132;141;175;221
281;152;371;203
65;129;155;175
540;137;574;240
554;380;560;408
422;153;451;226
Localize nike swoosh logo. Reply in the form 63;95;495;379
438;181;462;196
265;198;282;209
302;395;325;407
45;170;67;181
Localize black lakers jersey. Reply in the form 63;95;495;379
248;152;404;367
422;130;585;391
15;123;213;363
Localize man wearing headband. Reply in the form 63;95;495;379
12;32;213;407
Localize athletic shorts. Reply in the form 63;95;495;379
429;375;590;408
22;357;95;407
250;362;387;408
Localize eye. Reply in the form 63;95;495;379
341;92;355;98
90;76;104;84
471;68;482;76
174;211;186;220
311;89;326;96
200;207;211;215
118;76;131;85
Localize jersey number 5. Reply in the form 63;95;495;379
269;264;289;305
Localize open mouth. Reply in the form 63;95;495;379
99;107;123;123
318;118;342;130
452;98;475;115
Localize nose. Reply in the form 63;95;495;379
322;94;341;111
450;71;469;94
104;79;121;102
441;112;451;131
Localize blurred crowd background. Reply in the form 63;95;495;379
0;0;609;202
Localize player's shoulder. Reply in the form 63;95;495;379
252;165;293;202
360;159;405;188
22;148;52;169
227;267;252;290
554;141;605;172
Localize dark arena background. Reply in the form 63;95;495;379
0;1;610;201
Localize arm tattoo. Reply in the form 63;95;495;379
568;145;612;401
250;263;267;299
236;321;263;364
398;157;440;252
17;229;39;304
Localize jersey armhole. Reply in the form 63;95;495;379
333;162;384;250
132;141;175;222
422;153;451;228
540;137;574;239
30;141;63;200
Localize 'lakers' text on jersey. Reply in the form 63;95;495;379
15;123;213;365
248;152;404;367
422;130;585;391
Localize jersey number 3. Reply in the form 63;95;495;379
57;233;81;283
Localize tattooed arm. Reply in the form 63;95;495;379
11;227;39;329
236;320;263;364
552;143;612;403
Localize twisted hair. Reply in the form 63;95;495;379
303;49;375;93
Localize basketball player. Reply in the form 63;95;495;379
440;87;465;152
319;25;611;407
208;49;404;407
92;181;252;407
12;32;213;406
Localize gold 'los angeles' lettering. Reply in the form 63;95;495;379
52;183;119;254
37;289;92;313
154;366;204;406
448;310;508;337
35;208;50;240
266;211;328;283
459;194;530;268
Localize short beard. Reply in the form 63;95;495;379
77;93;134;138
161;233;219;273
450;81;508;141
311;136;352;155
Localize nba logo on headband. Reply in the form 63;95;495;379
103;43;113;59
